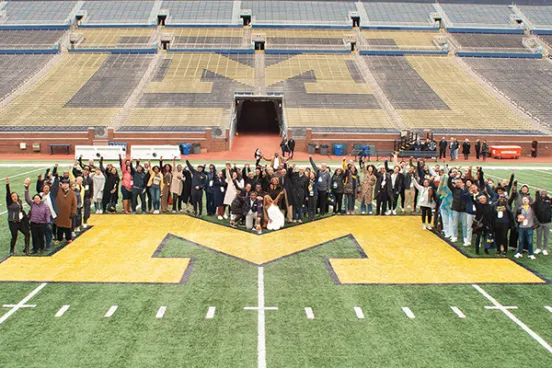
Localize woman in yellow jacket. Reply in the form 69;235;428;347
147;162;164;214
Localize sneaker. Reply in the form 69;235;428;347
534;249;542;255
385;210;391;216
422;224;427;230
543;250;549;256
68;240;72;244
361;211;366;215
514;253;522;259
528;255;536;260
450;237;458;242
172;210;176;213
223;214;229;220
217;215;223;220
392;210;397;215
99;210;103;214
426;224;432;230
257;230;262;235
368;211;373;215
179;209;184;213
83;224;88;229
72;232;76;238
463;242;470;247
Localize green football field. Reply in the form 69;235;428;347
0;161;551;368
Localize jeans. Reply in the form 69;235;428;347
45;220;53;249
451;210;467;240
132;188;146;213
440;207;453;237
150;187;160;211
517;227;534;255
83;198;91;225
464;213;475;244
536;222;550;250
361;198;373;214
294;206;303;221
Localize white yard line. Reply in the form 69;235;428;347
484;173;540;190
105;305;118;318
353;306;365;319
0;167;46;182
0;164;54;168
473;284;552;354
206;306;216;319
450;306;466;319
156;306;167;319
402;307;415;319
305;307;315;320
55;305;70;318
532;169;552;176
545;306;552;313
0;283;47;324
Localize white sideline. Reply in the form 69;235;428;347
156;306;166;319
0;167;45;182
55;305;70;318
402;307;415;319
105;306;118;318
450;306;466;319
206;306;216;319
353;306;365;319
473;284;552;354
0;283;47;324
305;307;314;320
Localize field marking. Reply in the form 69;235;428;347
545;306;552;313
206;306;216;319
450;306;466;319
156;306;167;319
402;307;415;319
55;305;70;318
485;306;518;310
484;173;539;190
105;305;118;318
0;283;47;324
532;169;552;176
0;167;46;182
305;307;315;320
354;306;365;319
473;284;552;354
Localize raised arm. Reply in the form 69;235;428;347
186;159;196;174
506;170;515;192
24;186;32;207
5;180;12;207
309;157;319;172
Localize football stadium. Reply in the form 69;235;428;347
1;0;552;367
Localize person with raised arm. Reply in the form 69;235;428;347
5;177;30;256
119;153;133;214
24;177;50;254
186;158;208;217
147;159;164;214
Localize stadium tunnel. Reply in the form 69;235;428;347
234;97;283;135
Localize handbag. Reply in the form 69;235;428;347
484;231;495;249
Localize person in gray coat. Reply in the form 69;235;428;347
309;157;331;216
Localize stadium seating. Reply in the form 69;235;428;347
0;53;153;129
0;30;64;47
265;53;396;131
72;28;155;48
170;28;246;49
242;1;355;27
163;1;236;26
519;5;552;31
0;1;76;26
441;4;519;31
362;30;439;50
365;55;539;133
464;57;552;129
264;29;347;50
123;53;255;130
0;54;54;101
79;1;156;25
452;33;527;51
363;2;437;28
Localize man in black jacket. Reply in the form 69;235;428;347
385;160;404;215
186;159;208;217
287;138;296;159
244;191;263;234
533;189;551;255
447;173;466;243
439;137;447;160
375;166;393;216
475;139;481;160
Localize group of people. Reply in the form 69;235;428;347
438;137;490;161
5;149;550;259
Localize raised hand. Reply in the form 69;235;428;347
5;177;9;184
24;177;31;187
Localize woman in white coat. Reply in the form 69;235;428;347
91;168;105;214
412;178;436;230
224;166;243;216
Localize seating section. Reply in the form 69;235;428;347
0;54;144;129
74;28;155;48
122;53;255;130
163;1;235;25
242;1;355;26
362;30;439;50
441;4;517;29
0;1;76;25
264;29;347;50
170;28;245;49
519;6;552;30
363;2;436;27
0;54;54;101
538;35;552;48
265;53;395;131
365;55;537;133
452;33;527;51
464;58;552;128
80;1;155;25
0;30;64;47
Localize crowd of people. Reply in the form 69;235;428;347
5;149;550;260
407;136;490;161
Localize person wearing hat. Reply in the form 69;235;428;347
24;178;50;254
186;159;208;217
533;189;551;256
54;177;77;243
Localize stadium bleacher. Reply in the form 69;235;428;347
363;2;437;28
163;1;236;26
452;33;527;50
441;4;519;31
170;28;245;49
264;29;347;50
72;28;155;48
0;1;76;26
519;5;552;31
0;30;64;47
242;1;355;27
0;54;54;101
79;1;156;26
362;30;439;50
465;57;552;128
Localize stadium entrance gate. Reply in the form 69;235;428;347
233;95;284;136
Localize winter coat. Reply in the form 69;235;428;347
288;169;309;207
413;180;435;209
171;170;184;196
92;172;105;201
357;168;376;203
331;172;345;195
224;169;243;206
213;175;227;207
532;193;551;224
54;188;77;229
374;171;393;199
